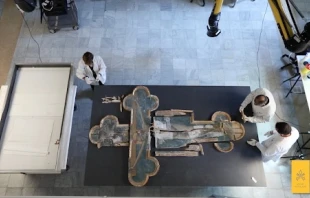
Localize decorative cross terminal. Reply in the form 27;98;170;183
123;86;160;187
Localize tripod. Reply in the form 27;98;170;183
281;132;310;160
280;54;303;98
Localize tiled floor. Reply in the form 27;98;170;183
0;0;4;18
0;0;310;197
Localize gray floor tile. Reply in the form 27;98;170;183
22;188;35;196
284;189;301;198
68;187;84;196
0;174;10;188
98;186;115;196
114;186;159;197
186;80;200;85
39;175;56;187
0;188;6;196
268;188;285;198
54;172;73;187
52;187;70;196
84;187;99;196
71;171;84;187
33;188;54;196
160;187;213;197
281;173;291;188
186;68;199;80
5;188;22;196
266;173;283;189
253;187;268;198
23;175;41;188
8;174;25;188
221;187;254;198
174;68;186;80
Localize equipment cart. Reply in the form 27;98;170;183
40;0;79;33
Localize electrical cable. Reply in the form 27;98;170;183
255;3;309;132
256;1;269;88
20;12;42;63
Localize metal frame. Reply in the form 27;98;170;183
281;54;305;98
43;0;79;33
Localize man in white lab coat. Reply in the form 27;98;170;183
247;122;299;162
76;52;107;91
239;88;276;123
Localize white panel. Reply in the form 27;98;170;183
3;117;54;155
11;93;66;104
14;68;70;94
9;104;65;117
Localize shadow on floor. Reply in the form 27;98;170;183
75;88;93;101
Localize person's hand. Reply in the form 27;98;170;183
264;130;273;137
85;77;93;85
239;106;243;113
96;74;101;82
241;110;245;118
247;139;258;146
242;113;249;123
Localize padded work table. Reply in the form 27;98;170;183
84;86;266;187
0;64;77;174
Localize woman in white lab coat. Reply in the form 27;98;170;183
76;52;107;91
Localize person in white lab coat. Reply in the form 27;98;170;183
76;52;107;91
247;122;299;162
239;88;276;123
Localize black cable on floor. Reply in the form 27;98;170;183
256;1;269;88
20;12;43;63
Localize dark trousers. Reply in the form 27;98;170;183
91;81;103;91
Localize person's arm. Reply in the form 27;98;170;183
76;61;87;80
97;56;107;84
245;102;275;123
256;142;279;158
245;115;270;123
240;91;256;111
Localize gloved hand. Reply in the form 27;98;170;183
242;114;249;123
96;74;101;82
239;106;243;113
85;77;94;85
247;139;258;146
243;116;249;122
264;130;273;137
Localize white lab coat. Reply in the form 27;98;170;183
240;88;276;123
256;127;299;162
76;56;107;85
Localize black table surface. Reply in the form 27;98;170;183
84;85;266;187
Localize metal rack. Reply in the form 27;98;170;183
41;0;79;33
